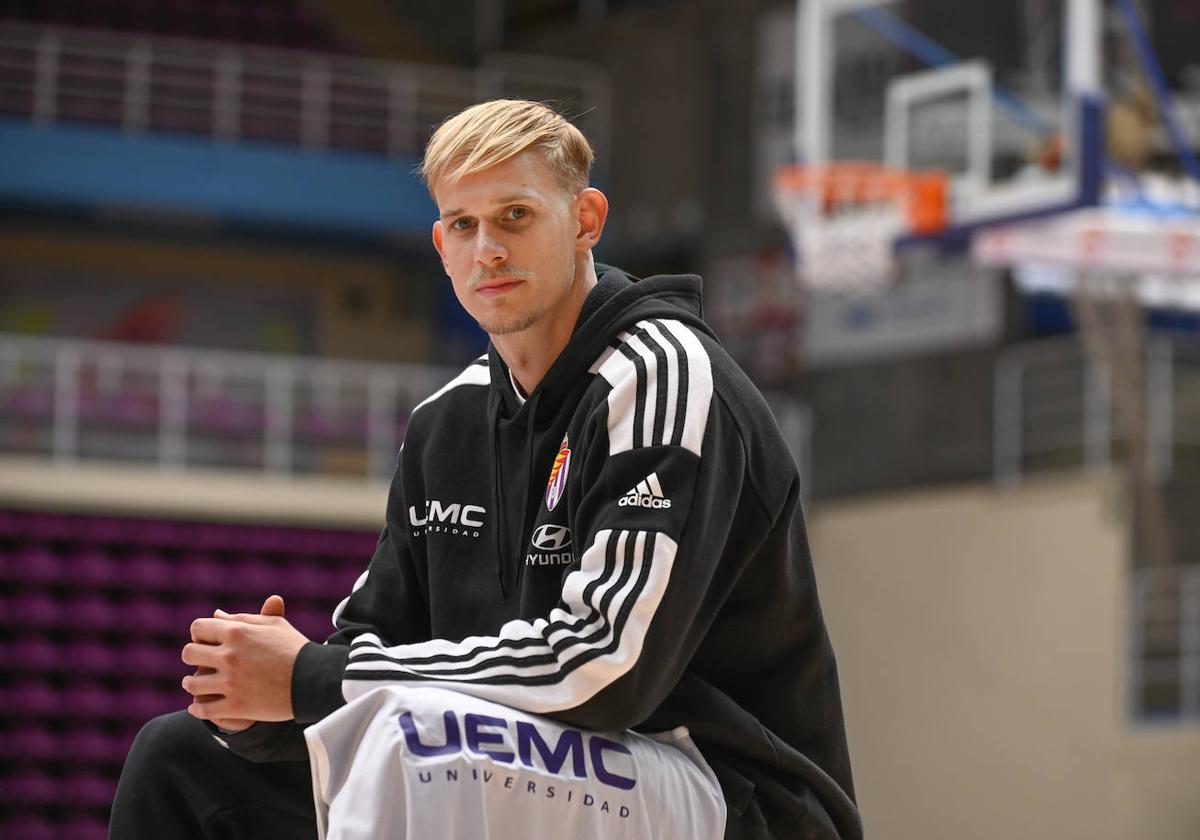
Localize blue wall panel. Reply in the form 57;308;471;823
0;119;436;237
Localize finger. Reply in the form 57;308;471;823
189;694;237;720
214;612;279;626
260;594;285;617
190;617;231;643
188;697;225;720
181;671;223;697
181;642;221;668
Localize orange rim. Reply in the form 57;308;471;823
774;162;948;235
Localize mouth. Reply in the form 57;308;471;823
475;278;524;298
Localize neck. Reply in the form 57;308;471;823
492;256;598;396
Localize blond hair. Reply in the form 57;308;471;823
421;99;593;196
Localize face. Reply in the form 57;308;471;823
431;150;597;338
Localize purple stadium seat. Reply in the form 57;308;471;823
281;528;326;556
65;725;125;764
123;685;181;722
121;598;177;635
191;398;265;436
11;591;62;628
126;639;183;679
176;597;219;626
176;552;228;593
246;526;290;553
195;521;241;551
2;387;53;419
10;635;66;674
14;545;65;584
0;509;20;536
124;549;176;592
2;724;59;761
63;593;119;631
0;812;57;840
285;603;333;641
62;770;118;808
104;391;160;428
278;558;328;598
6;679;62;717
73;638;119;676
133;518;184;548
234;556;284;594
69;547;119;587
81;514;128;544
71;682;117;720
61;812;110;840
27;512;72;541
0;769;58;804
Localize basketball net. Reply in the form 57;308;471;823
773;162;948;295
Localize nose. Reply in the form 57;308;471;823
473;223;508;266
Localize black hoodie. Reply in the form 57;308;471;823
221;265;861;839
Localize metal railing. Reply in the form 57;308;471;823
0;20;610;163
996;334;1200;723
1131;565;1200;723
0;333;459;480
0;333;817;490
993;334;1200;485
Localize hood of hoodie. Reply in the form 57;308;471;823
483;263;714;595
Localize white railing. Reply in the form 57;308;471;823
0;333;817;490
0;333;460;480
1131;565;1200;723
993;334;1200;485
0;20;610;163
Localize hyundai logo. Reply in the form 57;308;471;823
532;524;571;551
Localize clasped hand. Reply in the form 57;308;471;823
181;594;310;732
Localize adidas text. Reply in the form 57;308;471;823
618;494;672;509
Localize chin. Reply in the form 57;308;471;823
477;311;540;336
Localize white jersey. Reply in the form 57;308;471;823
304;685;727;840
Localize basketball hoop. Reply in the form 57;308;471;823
772;162;948;295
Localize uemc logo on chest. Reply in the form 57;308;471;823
399;709;636;791
409;500;486;538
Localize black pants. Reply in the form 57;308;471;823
109;711;317;840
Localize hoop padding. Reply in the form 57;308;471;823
773;163;948;294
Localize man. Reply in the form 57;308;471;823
110;99;860;839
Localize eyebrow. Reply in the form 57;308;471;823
439;194;539;219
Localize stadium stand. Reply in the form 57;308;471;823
0;507;377;837
1;0;346;52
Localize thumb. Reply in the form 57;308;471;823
260;594;286;617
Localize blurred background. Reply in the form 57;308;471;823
0;0;1198;837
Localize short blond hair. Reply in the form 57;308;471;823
421;99;593;196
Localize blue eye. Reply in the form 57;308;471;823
451;218;474;231
506;207;529;220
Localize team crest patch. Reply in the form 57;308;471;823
545;435;571;511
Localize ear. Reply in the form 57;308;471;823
431;220;449;273
574;187;608;252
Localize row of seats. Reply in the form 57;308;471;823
3;591;339;638
0;509;379;555
6;0;344;53
2;547;359;596
0;508;376;839
2;386;410;443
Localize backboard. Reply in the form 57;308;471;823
792;0;1104;250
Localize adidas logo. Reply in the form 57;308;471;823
618;472;673;509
